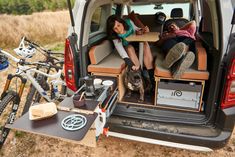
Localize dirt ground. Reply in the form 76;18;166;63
0;129;234;157
0;55;235;157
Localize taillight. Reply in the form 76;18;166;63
221;58;235;109
64;38;77;91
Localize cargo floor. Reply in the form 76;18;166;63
121;91;154;105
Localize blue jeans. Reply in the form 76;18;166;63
162;36;196;56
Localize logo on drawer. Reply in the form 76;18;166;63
171;90;182;97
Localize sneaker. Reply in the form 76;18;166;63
172;51;195;79
164;42;187;68
142;70;153;93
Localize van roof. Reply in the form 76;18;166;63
113;0;191;5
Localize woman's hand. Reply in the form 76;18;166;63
161;31;169;37
132;65;140;71
161;32;176;40
143;26;149;33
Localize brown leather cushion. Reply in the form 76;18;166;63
154;51;209;80
88;52;125;74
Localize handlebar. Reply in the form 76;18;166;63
0;48;63;71
1;37;64;74
27;61;63;70
0;49;20;63
24;37;64;58
24;37;64;64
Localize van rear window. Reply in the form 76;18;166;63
124;3;190;19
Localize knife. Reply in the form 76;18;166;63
57;106;95;115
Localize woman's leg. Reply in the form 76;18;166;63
178;36;196;53
163;38;187;68
162;38;178;55
171;37;195;79
126;45;140;68
143;42;155;92
143;42;153;69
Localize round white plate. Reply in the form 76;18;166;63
102;80;113;86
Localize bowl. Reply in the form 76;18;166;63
102;80;114;90
102;80;113;86
73;94;85;108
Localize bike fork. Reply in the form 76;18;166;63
1;74;27;100
0;75;27;148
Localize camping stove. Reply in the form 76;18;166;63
76;84;111;105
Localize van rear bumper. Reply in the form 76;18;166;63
107;118;232;150
106;103;235;150
107;131;213;152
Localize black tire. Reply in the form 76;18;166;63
22;74;49;115
0;91;19;148
22;86;41;115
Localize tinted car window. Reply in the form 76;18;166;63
124;3;190;19
90;7;102;33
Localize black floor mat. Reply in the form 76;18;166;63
121;91;154;105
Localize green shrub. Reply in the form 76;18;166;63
32;0;45;12
0;0;75;15
15;131;26;138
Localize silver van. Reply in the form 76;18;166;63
64;0;235;151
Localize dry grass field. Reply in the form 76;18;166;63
0;11;235;157
0;11;70;48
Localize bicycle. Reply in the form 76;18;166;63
22;38;66;115
0;38;65;148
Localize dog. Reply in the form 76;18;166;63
124;67;146;102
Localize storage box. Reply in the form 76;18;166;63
155;78;204;111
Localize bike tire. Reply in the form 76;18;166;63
0;91;19;148
22;74;49;115
22;86;40;115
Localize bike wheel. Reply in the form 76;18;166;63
22;86;40;115
22;75;49;115
0;91;19;148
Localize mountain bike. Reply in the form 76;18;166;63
22;38;66;115
0;38;65;148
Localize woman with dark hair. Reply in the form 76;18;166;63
106;15;155;87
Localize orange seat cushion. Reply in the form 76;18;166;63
154;52;209;80
196;42;207;71
88;52;126;74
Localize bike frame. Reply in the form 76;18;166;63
0;49;64;102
